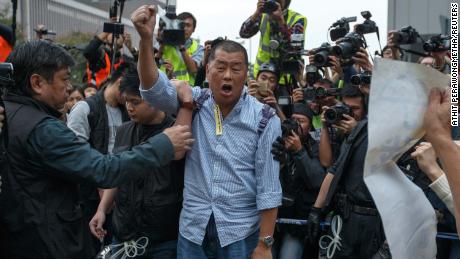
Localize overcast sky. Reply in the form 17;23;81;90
171;0;388;62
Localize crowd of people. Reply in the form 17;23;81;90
0;0;456;259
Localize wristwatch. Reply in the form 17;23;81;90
179;100;194;110
259;236;275;248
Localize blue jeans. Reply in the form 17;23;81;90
177;215;259;259
278;232;304;259
110;237;177;259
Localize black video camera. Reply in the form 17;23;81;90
423;34;450;52
0;63;14;91
310;42;334;67
332;32;365;60
324;103;353;124
350;72;372;86
104;0;124;36
159;0;185;46
355;11;378;35
262;0;279;13
393;26;419;45
329;16;357;41
302;86;341;102
305;65;321;86
0;63;14;148
281;118;300;138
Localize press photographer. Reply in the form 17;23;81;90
84;1;138;88
306;85;387;259
248;62;287;120
420;34;451;74
271;103;326;259
157;10;204;85
309;12;376;85
239;0;307;91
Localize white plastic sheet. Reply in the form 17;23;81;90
364;58;450;259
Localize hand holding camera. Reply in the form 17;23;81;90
332;114;357;134
352;47;373;72
131;5;157;40
284;130;302;153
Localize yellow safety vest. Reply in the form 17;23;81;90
254;10;307;85
161;39;199;86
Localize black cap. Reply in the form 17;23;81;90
292;103;314;120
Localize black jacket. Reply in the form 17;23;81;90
0;95;175;258
85;87;129;154
112;118;184;243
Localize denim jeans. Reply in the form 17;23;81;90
278;232;304;259
177;214;259;259
110;237;177;259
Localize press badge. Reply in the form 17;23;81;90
214;105;223;136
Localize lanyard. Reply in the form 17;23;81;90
214;104;223;136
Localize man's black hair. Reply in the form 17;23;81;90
107;60;136;85
5;40;75;96
177;12;197;29
119;69;140;97
208;40;248;65
341;84;364;99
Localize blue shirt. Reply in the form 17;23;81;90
140;71;282;247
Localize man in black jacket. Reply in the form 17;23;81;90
306;86;384;259
0;40;193;258
272;103;326;258
89;71;185;258
67;62;133;254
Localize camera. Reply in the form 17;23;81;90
310;43;334;67
423;34;450;52
262;0;279;13
305;65;321;86
0;63;14;90
253;81;269;100
103;0;124;36
350;72;372;85
393;26;419;45
329;16;357;41
103;23;124;36
355;11;378;35
332;32;365;60
278;96;293;117
302;86;341;102
281;118;300;138
324;103;353;124
159;0;185;46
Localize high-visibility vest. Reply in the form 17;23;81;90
0;36;12;62
86;52;121;88
160;39;199;86
254;10;307;85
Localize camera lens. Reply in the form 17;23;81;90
350;75;361;85
314;52;328;66
325;109;339;124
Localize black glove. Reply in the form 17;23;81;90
307;206;321;244
271;136;286;163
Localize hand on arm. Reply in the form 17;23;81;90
172;80;194;160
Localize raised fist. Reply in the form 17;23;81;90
131;5;157;40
